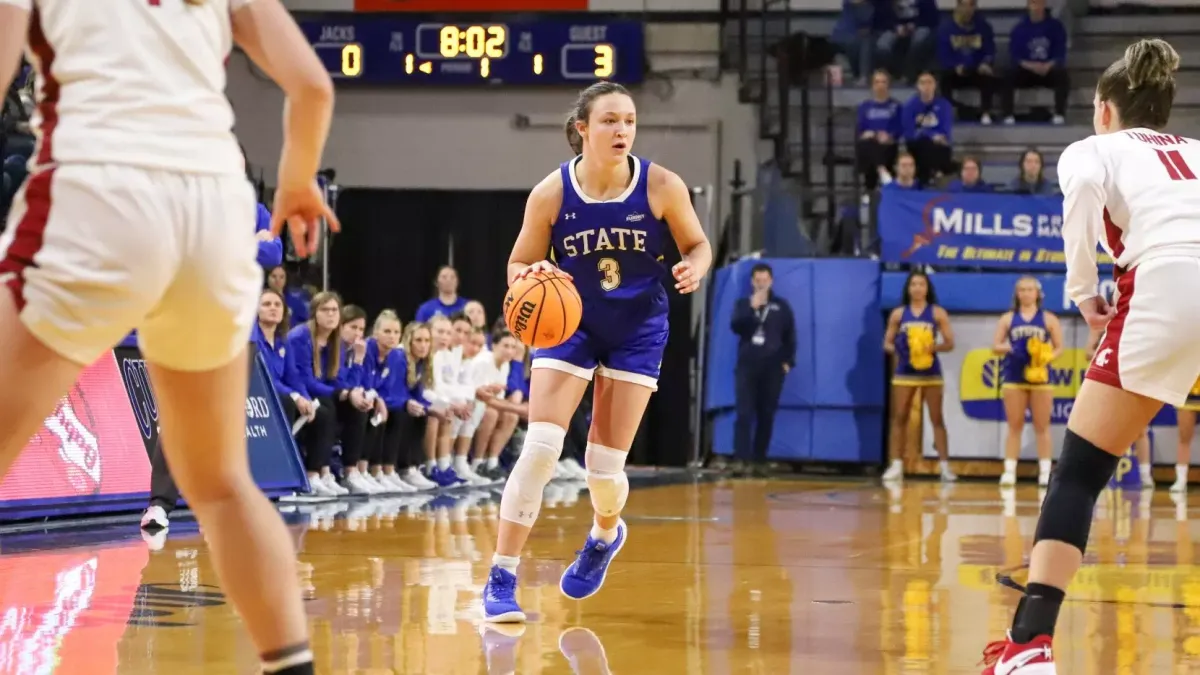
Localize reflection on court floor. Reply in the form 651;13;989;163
1;476;1198;674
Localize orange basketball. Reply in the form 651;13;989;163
503;270;582;349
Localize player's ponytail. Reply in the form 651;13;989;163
1125;38;1179;91
565;114;583;156
1097;38;1179;130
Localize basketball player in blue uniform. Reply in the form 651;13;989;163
882;271;956;483
482;82;711;622
993;277;1062;487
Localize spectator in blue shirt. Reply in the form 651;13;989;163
831;0;877;83
254;203;284;269
902;71;955;185
945;156;993;192
875;0;939;84
1010;147;1059;195
937;0;999;123
1003;0;1070;124
266;265;311;324
883;152;922;191
856;70;904;191
414;265;469;322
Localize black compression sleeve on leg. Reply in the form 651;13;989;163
1033;428;1120;553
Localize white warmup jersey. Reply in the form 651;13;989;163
0;0;263;370
1061;128;1200;405
4;0;247;175
1059;128;1200;306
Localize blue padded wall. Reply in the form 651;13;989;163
705;258;884;463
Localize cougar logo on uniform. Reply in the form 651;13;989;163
1095;347;1113;367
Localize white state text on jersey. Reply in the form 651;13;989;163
561;227;648;257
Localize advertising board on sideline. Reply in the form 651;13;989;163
0;342;308;522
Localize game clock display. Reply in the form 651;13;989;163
301;18;644;86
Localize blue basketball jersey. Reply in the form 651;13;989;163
551;155;669;340
532;155;671;386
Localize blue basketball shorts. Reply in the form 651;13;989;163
531;317;668;391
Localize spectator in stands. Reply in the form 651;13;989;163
946;155;993;192
884;152;921;190
253;288;338;498
1003;0;1069;125
471;339;532;478
287;292;350;496
255;203;283;269
856;70;903;191
1009;147;1058;194
875;0;939;84
831;0;877;84
937;0;998;123
466;330;524;481
902;71;955;185
426;315;468;486
364;311;434;493
448;322;493;486
335;305;376;494
266;265;310;324
730;263;796;477
415;265;469;322
395;322;439;489
464;299;492;348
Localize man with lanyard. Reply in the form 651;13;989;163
729;262;797;477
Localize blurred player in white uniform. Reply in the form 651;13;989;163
980;38;1200;675
0;1;337;673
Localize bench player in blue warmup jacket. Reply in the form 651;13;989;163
482;82;712;622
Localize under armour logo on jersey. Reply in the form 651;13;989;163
1095;347;1113;367
564;213;577;220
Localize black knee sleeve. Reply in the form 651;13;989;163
1033;429;1120;553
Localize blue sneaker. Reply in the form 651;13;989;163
482;565;526;622
559;519;627;600
431;466;467;488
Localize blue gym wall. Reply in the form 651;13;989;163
704;259;885;463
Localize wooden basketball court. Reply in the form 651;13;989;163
1;476;1197;674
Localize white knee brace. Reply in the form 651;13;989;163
499;421;565;526
585;443;629;518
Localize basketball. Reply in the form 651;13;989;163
503;270;582;348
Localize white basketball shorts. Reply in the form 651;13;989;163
0;164;262;370
1085;256;1200;406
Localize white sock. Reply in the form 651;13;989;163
890;458;902;469
492;553;519;574
454;456;471;474
939;460;950;472
1179;464;1189;482
487;457;500;470
437;455;451;471
1004;459;1017;475
590;523;619;544
1140;463;1152;480
1038;459;1051;475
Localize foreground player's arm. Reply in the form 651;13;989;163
883;308;902;354
1058;139;1108;308
992;312;1012;354
0;1;29;95
508;172;564;285
1045;312;1064;360
932;306;955;352
231;0;333;188
656;168;712;294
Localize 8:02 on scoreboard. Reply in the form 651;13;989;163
300;18;645;86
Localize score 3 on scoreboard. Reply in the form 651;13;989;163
301;18;645;86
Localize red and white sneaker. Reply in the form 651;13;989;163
980;633;1055;674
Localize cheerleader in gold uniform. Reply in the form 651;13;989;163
882;271;956;482
993;277;1063;487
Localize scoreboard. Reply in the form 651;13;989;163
299;17;645;86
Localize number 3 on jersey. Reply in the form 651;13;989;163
1156;149;1197;181
598;258;621;291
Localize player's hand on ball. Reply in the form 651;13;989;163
515;260;572;282
270;179;342;258
673;260;700;294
